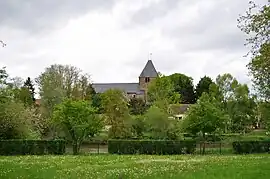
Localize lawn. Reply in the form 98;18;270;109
0;154;269;179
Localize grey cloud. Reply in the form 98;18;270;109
0;0;116;34
130;0;180;25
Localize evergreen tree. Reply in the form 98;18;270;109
23;77;35;102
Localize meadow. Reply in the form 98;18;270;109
0;154;269;179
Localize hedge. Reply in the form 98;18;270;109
0;140;66;155
108;140;196;155
232;141;270;154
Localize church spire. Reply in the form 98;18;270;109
139;54;158;78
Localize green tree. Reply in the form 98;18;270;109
227;84;257;133
144;105;179;140
36;64;95;118
195;76;214;100
23;77;36;102
169;73;196;104
238;1;270;100
214;73;257;133
52;99;103;155
128;97;148;115
101;89;131;139
147;75;180;113
182;92;228;151
0;101;41;139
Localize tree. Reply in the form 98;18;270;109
52;99;103;155
147;75;180;113
36;64;95;118
101;89;131;139
0;67;8;85
23;77;35;102
214;73;257;133
144;105;179;140
182;92;228;153
238;1;270;100
227;84;257;133
128;97;148;115
195;76;214;100
0;101;42;139
168;73;196;104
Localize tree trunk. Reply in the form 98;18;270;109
72;141;81;155
202;133;206;155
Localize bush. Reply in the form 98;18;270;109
108;139;196;155
0;140;66;155
232;141;270;154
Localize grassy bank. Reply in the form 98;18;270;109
0;154;269;178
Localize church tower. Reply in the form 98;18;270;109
139;56;158;100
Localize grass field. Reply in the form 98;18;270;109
0;154;269;179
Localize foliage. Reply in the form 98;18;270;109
195;76;214;100
248;43;270;100
238;1;269;56
169;73;196;104
0;140;66;155
108;139;196;154
129;115;146;138
258;102;270;130
143;105;180;140
91;93;102;113
101;89;131;139
182;92;228;138
128;97;148;115
147;76;180;112
52;99;103;154
238;1;270;101
214;73;257;133
232;140;270;154
0;67;8;85
23;77;36;102
227;84;257;133
0;101;41;140
36;64;95;118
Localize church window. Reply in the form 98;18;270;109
145;77;150;83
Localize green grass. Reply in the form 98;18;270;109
0;154;269;179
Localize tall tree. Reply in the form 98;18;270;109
128;97;148;115
214;73;257;132
52;99;103;155
35;64;95;118
147;75;180;113
169;73;196;104
23;77;35;102
195;76;214;100
101;89;131;139
238;1;270;100
182;92;228;152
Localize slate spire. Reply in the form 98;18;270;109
139;60;158;78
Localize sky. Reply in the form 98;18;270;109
0;0;268;86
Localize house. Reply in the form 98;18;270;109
168;104;192;120
92;59;158;101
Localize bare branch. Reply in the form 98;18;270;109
0;40;6;47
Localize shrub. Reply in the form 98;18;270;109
108;139;196;155
0;139;66;155
232;141;270;154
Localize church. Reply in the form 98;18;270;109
92;60;158;100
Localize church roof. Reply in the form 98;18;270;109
139;60;158;77
92;83;144;94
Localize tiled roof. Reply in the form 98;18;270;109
92;83;144;94
139;60;158;77
169;104;193;115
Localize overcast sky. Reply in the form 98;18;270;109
0;0;267;86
